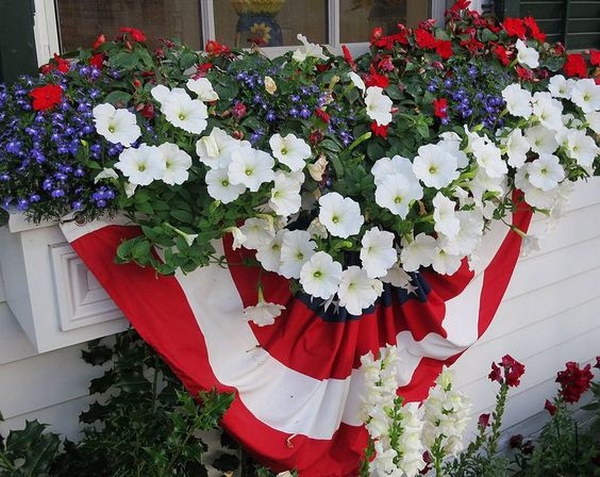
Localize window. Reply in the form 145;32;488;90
34;0;450;65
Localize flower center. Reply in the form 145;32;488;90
138;164;146;172
296;252;304;260
429;165;437;174
245;168;253;176
221;179;229;187
313;270;322;278
178;113;187;121
331;215;340;224
108;124;116;133
394;196;403;204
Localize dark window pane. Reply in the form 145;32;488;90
340;0;430;43
214;0;327;48
56;0;203;52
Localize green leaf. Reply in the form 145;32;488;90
104;90;133;107
320;139;342;152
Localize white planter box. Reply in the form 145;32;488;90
0;214;127;353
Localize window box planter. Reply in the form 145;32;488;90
0;213;127;352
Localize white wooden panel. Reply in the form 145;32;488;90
0;303;38;366
0;261;5;303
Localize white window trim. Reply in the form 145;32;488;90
33;0;456;65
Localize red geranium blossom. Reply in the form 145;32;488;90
433;98;448;118
503;18;527;39
492;44;510;66
41;53;70;74
205;40;230;56
120;27;146;42
544;399;557;416
556;361;594;403
30;84;63;111
516;65;535;82
415;28;437;49
89;53;104;69
435;40;453;59
364;66;389;88
460;37;484;53
92;34;106;49
450;0;471;13
564;53;588;78
371;122;388;138
590;50;600;67
523;16;546;43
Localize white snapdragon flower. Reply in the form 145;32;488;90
515;39;539;68
152;86;208;134
186;78;219;102
292;34;327;62
255;230;286;273
470;139;508;178
564;129;600;167
412;143;460;188
501;83;533;118
205;167;245;203
348;71;366;94
115;144;165;186
548;75;575;99
525;125;559;154
157;142;192;185
338;266;383;315
371;155;415;185
318;192;365;238
360;228;398;279
503;128;530;168
92;103;141;146
433;193;460;239
228;146;275;192
269;172;302;217
585;111;600;134
269;133;312;172
239;217;275;250
365;86;393;126
299;251;343;300
532;92;564;131
374;173;423;219
370;441;398;476
396;403;426;477
400;233;437;272
279;230;317;279
527;155;565;191
570;78;600;113
196;128;244;169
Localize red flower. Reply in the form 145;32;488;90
523;16;546;43
595;356;600;369
120;27;146;42
415;29;437;49
377;55;395;72
309;129;324;145
371;122;388;138
590;50;600;67
92;34;106;49
193;62;213;79
460;38;484;53
544;399;557;416
370;27;408;49
315;108;330;123
564;53;588;78
316;63;331;73
364;66;389;88
509;434;524;449
232;101;247;120
435;40;453;59
450;0;471;12
139;102;155;120
371;27;384;43
478;413;491;429
492;44;510;66
516;65;535;82
89;53;104;69
489;362;502;383
205;40;230;56
433;98;448;118
30;84;63;111
342;45;356;70
489;355;525;387
503;18;526;39
556;361;594;403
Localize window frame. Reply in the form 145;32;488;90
33;0;452;65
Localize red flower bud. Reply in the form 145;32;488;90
92;34;106;49
544;399;557;416
120;27;147;42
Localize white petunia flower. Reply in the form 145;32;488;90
279;230;317;279
269;172;302;217
239;217;275;250
548;75;575;99
365;86;393;126
307;155;328;181
155;87;208;134
532;92;564;131
571;78;600;113
527;154;565;191
150;84;175;104
585;111;600;134
94;167;119;183
468;167;507;207
186;78;219;102
470;139;508;178
157;142;192;185
269;133;312;172
205;167;246;203
440;210;484;256
515;167;559;210
196;128;244;169
124;182;137;198
412;143;460;188
92;103;141;146
360;228;398;279
348;71;366;94
400;233;437;272
243;297;285;327
433;193;460;239
525;125;559;154
292;34;327;62
438;135;469;169
337;266;383;315
515;39;539;68
228;146;275;192
374;173;423;219
564;128;600;167
115;144;165;186
299;251;343;299
501;83;533;118
255;230;286;272
371;155;415;185
225;226;246;250
504;128;530;168
318;192;364;238
381;262;413;289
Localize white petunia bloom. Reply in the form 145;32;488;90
269;172;302;217
439;135;469;169
269;133;312;172
468;167;507;207
433;193;460;239
157;142;192;185
225;226;246;250
360;228;398;279
318;192;365;238
528;154;565;191
92;103;141;146
307;155;328;181
196;128;244;169
564;128;600;167
532;92;564;131
338;266;383;315
243;299;285;327
570;78;600;113
515;38;540;68
585;111;600;134
94;167;119;183
279;230;317;279
515;167;559;210
292;34;327;62
371;155;416;185
255;230;286;272
154;86;208;134
412;143;460;188
365;86;393;126
348;71;366;94
299;251;343;299
228;146;275;192
525;125;559;154
431;247;463;275
186;78;219;102
470;139;508;178
400;233;437;272
548;75;575;99
440;210;484;256
375;172;423;219
115;144;165;186
239;217;275;250
501;83;533;118
504;128;530;168
205;167;246;203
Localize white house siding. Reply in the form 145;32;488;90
0;177;599;452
